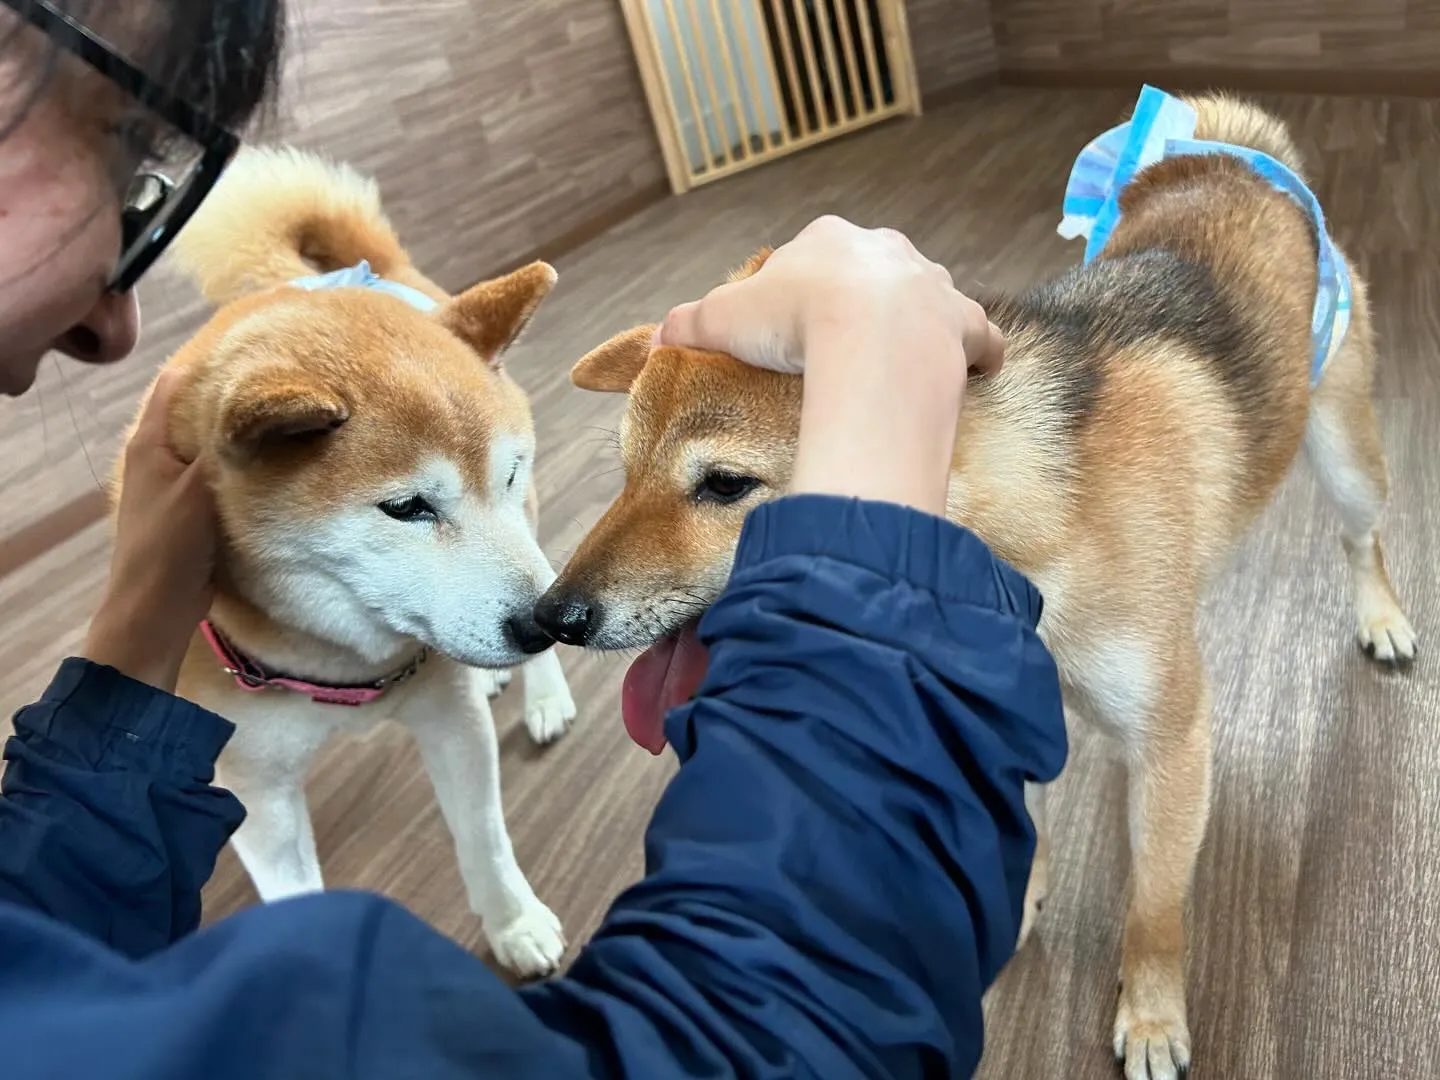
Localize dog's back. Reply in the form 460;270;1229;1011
967;94;1353;591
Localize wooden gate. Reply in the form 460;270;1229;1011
619;0;922;194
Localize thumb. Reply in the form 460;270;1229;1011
132;369;187;455
659;283;794;373
658;299;705;349
967;321;1006;377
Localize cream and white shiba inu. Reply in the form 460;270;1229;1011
535;93;1418;1074
117;147;576;977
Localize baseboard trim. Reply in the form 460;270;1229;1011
0;182;673;585
922;72;1001;111
1000;65;1440;100
501;180;670;273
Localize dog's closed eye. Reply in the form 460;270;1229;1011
694;471;760;506
378;495;439;522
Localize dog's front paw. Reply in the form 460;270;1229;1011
488;903;566;979
525;685;576;745
1114;985;1190;1080
476;668;513;699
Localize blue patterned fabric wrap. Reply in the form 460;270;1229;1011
1058;84;1351;386
288;259;439;313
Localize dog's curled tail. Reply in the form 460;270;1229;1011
1183;93;1308;179
170;145;417;307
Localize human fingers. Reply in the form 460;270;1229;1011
658;281;796;372
969;320;1006;376
129;369;190;462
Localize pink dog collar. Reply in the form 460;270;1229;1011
199;619;428;707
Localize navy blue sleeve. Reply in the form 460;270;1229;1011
0;659;244;958
0;496;1066;1080
521;496;1068;1077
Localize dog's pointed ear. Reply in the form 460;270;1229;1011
729;246;773;282
439;261;557;367
571;324;657;393
219;371;349;460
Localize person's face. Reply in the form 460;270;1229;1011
0;20;149;396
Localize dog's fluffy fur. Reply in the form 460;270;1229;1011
118;146;576;977
540;95;1417;1070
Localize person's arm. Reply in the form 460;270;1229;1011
0;658;244;958
0;496;1064;1079
0;371;233;957
522;495;1066;1077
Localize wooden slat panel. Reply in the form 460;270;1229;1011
681;0;736;166
991;0;1439;73
812;0;852;122
766;0;812;137
656;0;719;169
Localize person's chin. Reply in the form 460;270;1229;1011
0;354;43;397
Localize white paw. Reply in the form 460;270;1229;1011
487;903;566;979
476;668;513;699
525;686;577;745
1356;595;1418;667
1114;988;1190;1080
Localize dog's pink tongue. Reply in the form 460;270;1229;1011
621;623;707;755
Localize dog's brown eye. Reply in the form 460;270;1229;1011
379;495;438;522
694;471;760;506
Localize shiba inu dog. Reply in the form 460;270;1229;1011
117;146;577;977
534;94;1418;1071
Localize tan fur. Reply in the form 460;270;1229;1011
550;94;1417;1074
171;146;446;307
115;146;576;976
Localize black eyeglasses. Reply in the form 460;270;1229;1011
1;0;240;292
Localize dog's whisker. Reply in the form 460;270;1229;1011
35;361;54;460
54;357;103;492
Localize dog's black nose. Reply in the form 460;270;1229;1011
533;591;594;647
505;611;556;655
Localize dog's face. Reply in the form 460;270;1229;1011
163;263;560;669
534;251;801;750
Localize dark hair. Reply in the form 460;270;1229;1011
2;0;285;133
143;0;286;131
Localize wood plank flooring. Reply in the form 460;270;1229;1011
2;88;1437;1077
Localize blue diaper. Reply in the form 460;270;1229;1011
1058;84;1350;386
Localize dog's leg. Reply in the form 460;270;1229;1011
398;664;565;978
521;649;576;745
1112;643;1211;1080
217;708;338;901
1017;781;1050;950
1305;375;1417;666
520;484;576;744
475;667;512;699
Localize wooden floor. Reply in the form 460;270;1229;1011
1;88;1437;1077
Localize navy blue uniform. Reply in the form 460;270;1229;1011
0;496;1066;1079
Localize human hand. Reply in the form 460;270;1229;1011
84;370;216;693
658;216;1003;515
657;215;1004;378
